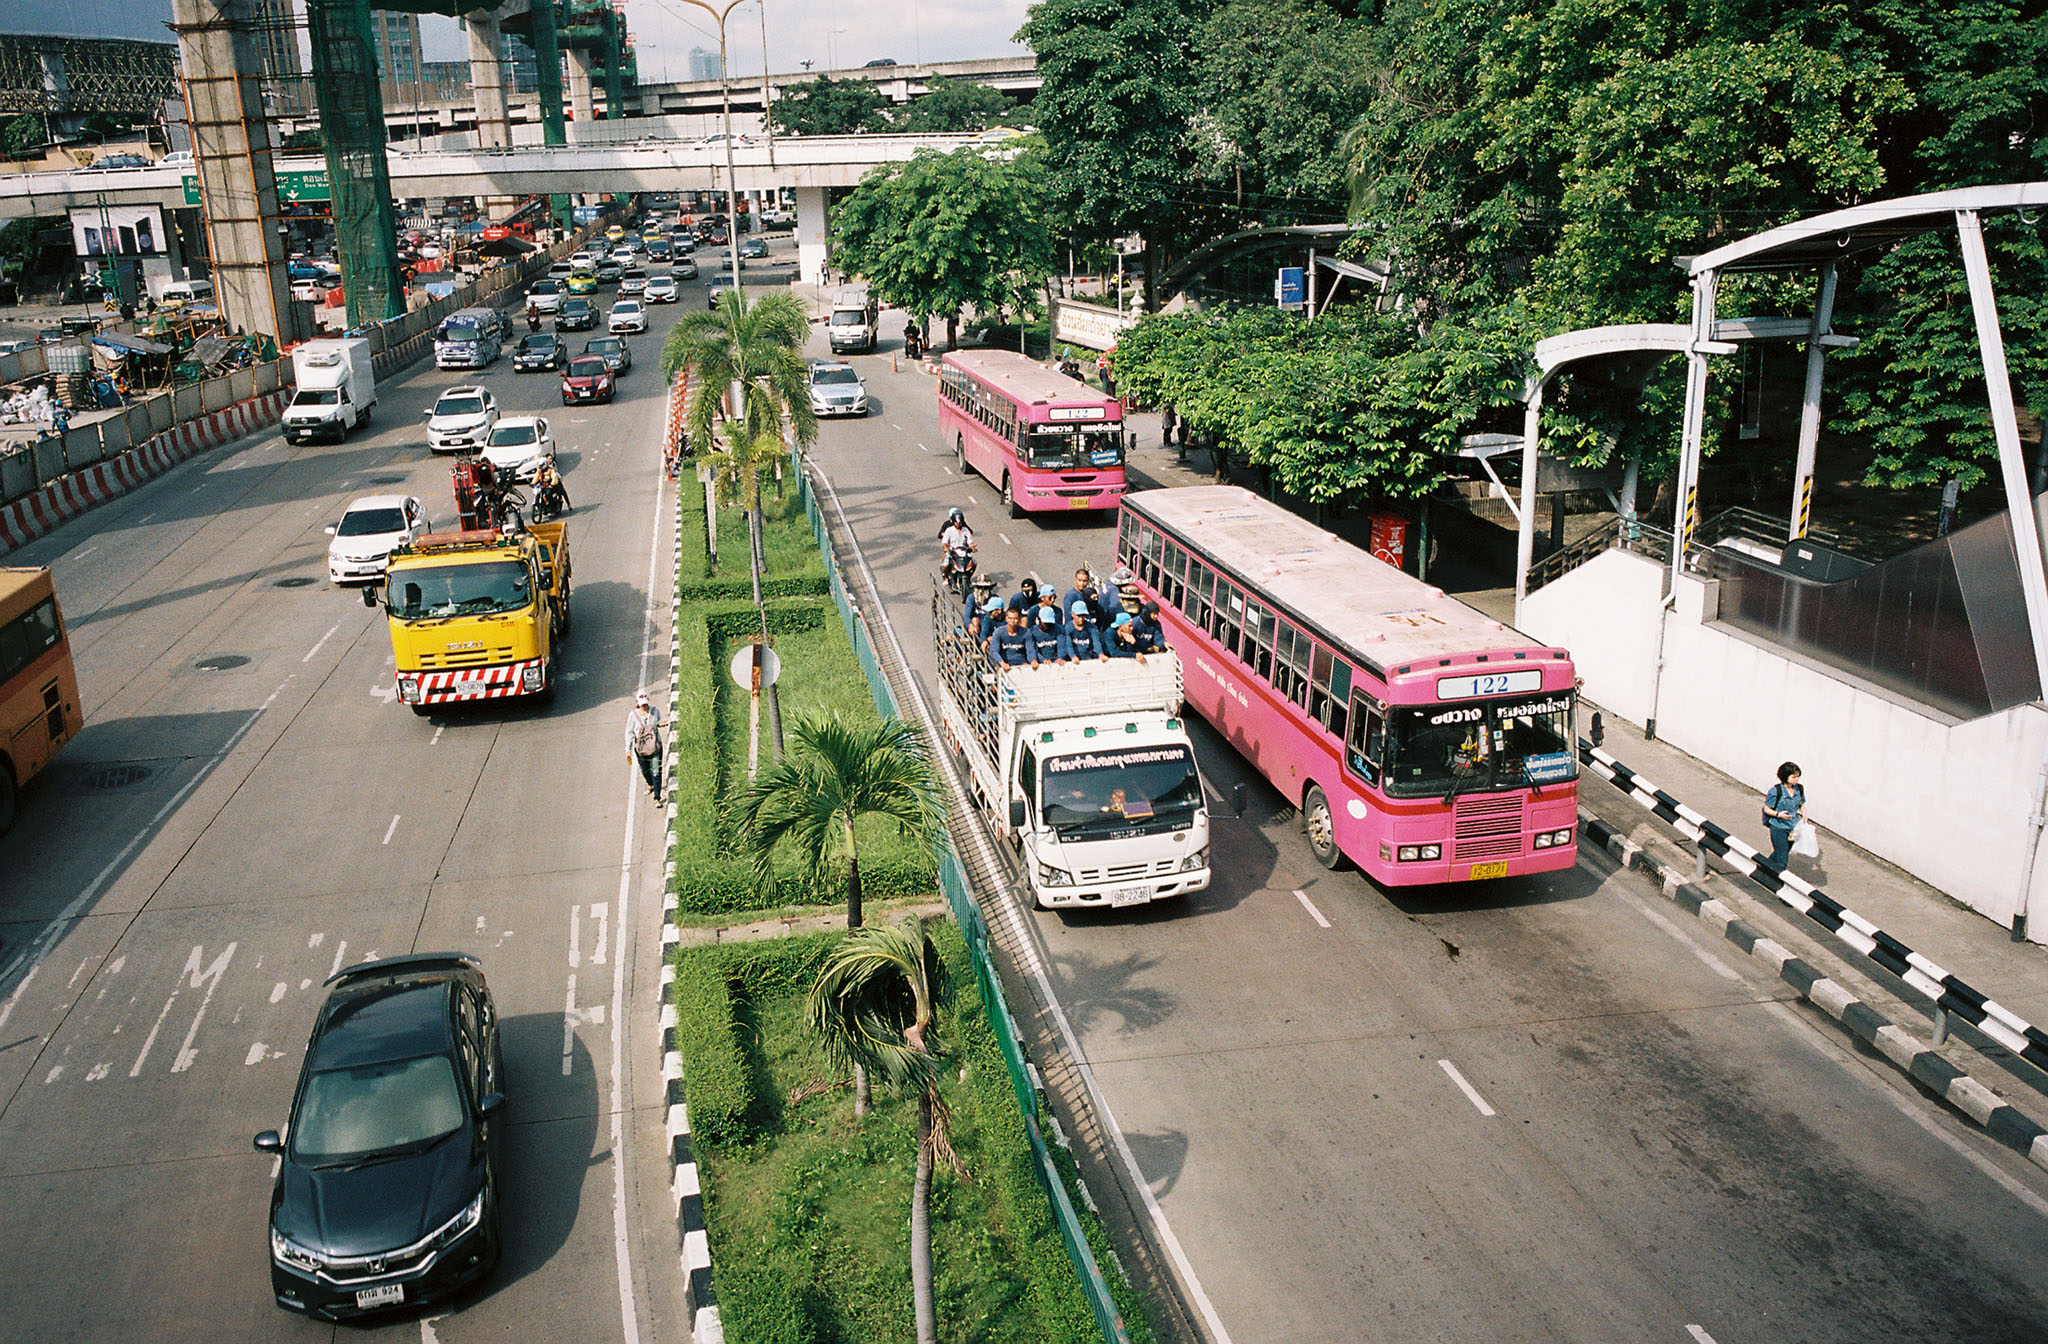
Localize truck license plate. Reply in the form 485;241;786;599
1468;861;1510;880
355;1284;404;1310
1107;884;1151;907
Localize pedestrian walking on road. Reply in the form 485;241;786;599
1762;761;1805;870
627;692;666;804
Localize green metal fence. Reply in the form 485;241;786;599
797;460;1134;1344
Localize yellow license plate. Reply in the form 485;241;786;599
1068;497;1092;508
1469;861;1510;880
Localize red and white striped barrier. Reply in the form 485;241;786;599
0;389;290;555
413;659;546;703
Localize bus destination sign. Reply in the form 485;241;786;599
1047;406;1105;421
1436;669;1542;699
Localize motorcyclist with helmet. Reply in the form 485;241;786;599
532;458;570;518
938;506;977;593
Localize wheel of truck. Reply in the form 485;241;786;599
1302;784;1345;870
0;761;17;834
1001;473;1022;519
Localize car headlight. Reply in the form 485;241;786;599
1036;862;1074;887
426;1191;486;1251
271;1227;323;1272
1180;846;1209;872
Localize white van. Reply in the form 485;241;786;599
158;279;215;309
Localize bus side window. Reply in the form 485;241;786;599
1325;660;1352;741
1245;601;1273;679
1139;526;1162;586
1346;693;1384;783
1219;582;1242;654
1189;562;1213;631
1164;543;1188;607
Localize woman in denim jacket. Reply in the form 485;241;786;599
1763;761;1805;869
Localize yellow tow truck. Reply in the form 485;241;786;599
364;520;571;715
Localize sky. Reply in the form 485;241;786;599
0;1;1031;84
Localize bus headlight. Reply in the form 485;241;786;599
1180;846;1209;872
397;677;421;704
1396;844;1442;862
1534;827;1574;849
1036;863;1074;887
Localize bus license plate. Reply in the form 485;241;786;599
355;1284;404;1310
1068;496;1092;508
1108;885;1151;907
1469;861;1510;880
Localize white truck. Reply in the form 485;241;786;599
933;589;1212;911
826;286;877;354
283;338;376;445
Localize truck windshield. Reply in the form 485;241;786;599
292;389;340;406
1023;425;1123;470
829;311;866;327
1040;745;1202;839
1383;693;1578;799
389;560;531;619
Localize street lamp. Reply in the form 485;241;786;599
674;0;749;298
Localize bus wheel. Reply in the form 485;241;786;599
1001;474;1022;519
0;762;15;834
1302;785;1344;870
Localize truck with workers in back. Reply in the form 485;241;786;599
932;586;1211;911
282;338;376;444
365;518;571;715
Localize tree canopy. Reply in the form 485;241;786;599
831;145;1056;335
889;78;1017;134
768;76;890;137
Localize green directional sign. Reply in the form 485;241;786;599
183;169;332;206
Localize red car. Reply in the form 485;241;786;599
561;355;615;405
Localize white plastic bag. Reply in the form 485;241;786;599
1791;818;1820;859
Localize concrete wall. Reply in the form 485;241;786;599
1522;546;2048;941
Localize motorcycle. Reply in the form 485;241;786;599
527;307;542;333
941;541;977;596
532;473;568;521
904;326;924;360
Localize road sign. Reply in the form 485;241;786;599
1276;266;1306;310
183;169;332;206
728;642;782;689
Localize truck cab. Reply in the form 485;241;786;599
283;338;376;444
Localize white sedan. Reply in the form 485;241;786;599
608;300;647;334
327;494;426;584
481;415;557;481
643;274;678;303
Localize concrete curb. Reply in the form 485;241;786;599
656;457;724;1344
0;389;290;555
1578;809;2048;1174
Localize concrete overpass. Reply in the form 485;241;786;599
0;132;985;285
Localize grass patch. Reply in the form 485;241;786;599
676;922;1127;1344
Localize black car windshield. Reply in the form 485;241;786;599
337;507;406;536
587;339;621;354
1039;745;1202;839
435;396;484;417
390;560;532;619
519;335;556;352
562;299;591;313
1382;692;1579;799
293;389;340;406
488;423;537;446
813;368;859;386
291;1054;466;1163
1024;425;1123;469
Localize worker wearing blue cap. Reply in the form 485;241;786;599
1065;600;1104;660
1024;605;1067;664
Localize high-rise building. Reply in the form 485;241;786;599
249;0;302;81
499;30;539;94
687;47;722;82
371;11;423;87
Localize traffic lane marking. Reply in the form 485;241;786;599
1438;1058;1496;1116
1293;889;1331;929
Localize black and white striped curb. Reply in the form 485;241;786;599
658;476;723;1342
1578;742;2048;1075
1577;802;2048;1174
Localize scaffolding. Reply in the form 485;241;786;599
0;36;181;117
306;0;405;326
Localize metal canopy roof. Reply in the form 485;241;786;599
1687;182;2048;276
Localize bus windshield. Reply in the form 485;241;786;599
389;560;532;620
1023;425;1123;470
1383;693;1578;799
1039;744;1202;839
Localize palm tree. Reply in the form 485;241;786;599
807;916;962;1344
729;711;947;1117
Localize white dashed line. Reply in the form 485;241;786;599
71;544;97;559
302;623;340;663
998;532;1013;547
1687;1328;1719;1344
1293;889;1330;929
381;814;400;845
1438;1059;1496;1116
430;725;445;745
918;443;929;452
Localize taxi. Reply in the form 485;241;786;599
604;225;626;243
565;269;598;295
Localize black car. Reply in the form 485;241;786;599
513;332;564;371
256;954;504;1321
556;297;597;331
595;259;624;285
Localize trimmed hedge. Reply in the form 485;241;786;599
681;574;831;604
671;955;754;1148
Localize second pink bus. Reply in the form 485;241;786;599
938;349;1126;518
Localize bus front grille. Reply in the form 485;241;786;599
1454;794;1523;861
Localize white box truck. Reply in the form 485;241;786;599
932;588;1212;910
283;339;376;444
826;286;877;354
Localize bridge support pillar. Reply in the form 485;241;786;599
168;0;307;344
306;0;406;326
468;11;518;220
793;185;829;288
567;50;597;127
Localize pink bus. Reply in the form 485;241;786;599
1117;486;1580;886
938;349;1126;518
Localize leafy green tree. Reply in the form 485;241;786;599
1016;0;1213;306
806;916;961;1344
1191;0;1373;212
889;77;1015;134
3;115;43;160
831;145;1055;347
768;75;890;136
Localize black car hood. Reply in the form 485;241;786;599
275;1133;479;1258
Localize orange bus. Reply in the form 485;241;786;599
0;567;83;831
